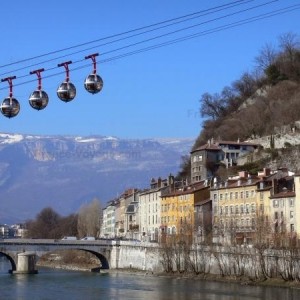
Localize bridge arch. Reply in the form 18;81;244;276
0;239;115;273
78;249;109;269
37;247;110;270
0;251;17;272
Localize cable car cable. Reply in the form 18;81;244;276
2;4;298;92
0;0;260;69
0;0;280;80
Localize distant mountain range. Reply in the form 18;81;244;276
0;133;194;224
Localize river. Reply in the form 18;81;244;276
1;259;300;300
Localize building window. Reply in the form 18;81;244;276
246;219;250;227
290;211;294;219
220;194;223;201
260;192;264;201
213;194;218;202
230;206;234;214
291;224;295;232
260;204;264;213
273;200;279;208
246;204;249;214
230;192;233;200
235;205;239;214
290;198;294;207
240;205;244;214
235;192;238;199
246;191;249;198
225;206;228;215
251;204;255;213
241;191;244;199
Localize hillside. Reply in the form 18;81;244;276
177;33;300;178
0;133;194;224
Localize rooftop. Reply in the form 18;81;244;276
191;139;260;153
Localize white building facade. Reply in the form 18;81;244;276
101;202;116;238
139;178;169;242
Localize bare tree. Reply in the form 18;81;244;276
276;32;300;81
232;72;258;99
59;214;78;237
255;43;277;72
187;244;211;275
26;207;62;239
278;32;300;61
200;92;227;120
159;241;175;273
77;198;102;238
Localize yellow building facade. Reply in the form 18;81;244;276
161;192;194;235
211;174;260;244
160;182;210;239
211;169;290;245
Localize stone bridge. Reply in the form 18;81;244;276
0;239;121;274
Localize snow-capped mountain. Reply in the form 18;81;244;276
0;133;194;224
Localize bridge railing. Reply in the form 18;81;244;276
0;238;115;246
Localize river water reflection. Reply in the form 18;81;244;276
1;259;300;300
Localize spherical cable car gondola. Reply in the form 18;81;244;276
84;74;103;94
1;97;20;118
29;90;49;110
57;81;76;102
57;61;76;102
29;69;49;110
0;76;20;118
84;53;103;94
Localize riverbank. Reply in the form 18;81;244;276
108;269;300;289
37;260;300;290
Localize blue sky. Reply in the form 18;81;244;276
0;0;299;139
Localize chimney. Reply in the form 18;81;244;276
150;177;156;189
213;177;217;188
263;168;271;176
168;174;175;190
157;177;162;188
238;171;248;178
272;178;278;196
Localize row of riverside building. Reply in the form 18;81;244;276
101;139;300;246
